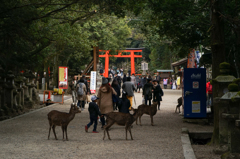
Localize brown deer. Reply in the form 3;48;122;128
134;102;158;126
47;103;81;141
103;109;139;140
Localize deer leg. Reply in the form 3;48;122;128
104;121;114;140
48;123;52;140
65;126;68;141
106;129;111;140
151;115;154;126
125;126;128;140
139;115;142;126
128;126;133;140
103;129;106;140
136;117;138;125
61;126;65;140
52;125;58;140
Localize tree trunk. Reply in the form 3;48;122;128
53;54;59;88
210;0;226;145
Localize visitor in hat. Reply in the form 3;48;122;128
85;95;102;133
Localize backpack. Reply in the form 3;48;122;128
77;83;84;95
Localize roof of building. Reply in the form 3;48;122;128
156;70;174;72
171;58;188;67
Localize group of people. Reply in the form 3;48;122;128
70;72;165;133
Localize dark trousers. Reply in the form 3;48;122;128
145;95;151;106
77;100;85;108
87;116;98;131
164;85;167;89
100;115;105;127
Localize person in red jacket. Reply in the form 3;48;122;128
206;81;212;107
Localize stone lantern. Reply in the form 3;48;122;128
141;57;148;76
15;73;26;110
5;70;18;115
220;83;240;153
0;66;7;119
213;62;236;144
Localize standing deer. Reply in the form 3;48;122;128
47;103;81;141
134;102;158;126
103;109;139;140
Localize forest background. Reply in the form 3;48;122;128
1;0;240;146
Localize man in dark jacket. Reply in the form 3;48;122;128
153;80;164;110
141;76;147;88
85;95;102;133
142;78;153;106
117;91;130;113
123;74;127;83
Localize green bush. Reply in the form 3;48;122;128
228;83;239;92
219;62;230;69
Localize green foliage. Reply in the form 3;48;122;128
228;83;239;92
219;62;231;69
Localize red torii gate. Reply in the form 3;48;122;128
99;48;143;77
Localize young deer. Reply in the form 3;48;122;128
103;110;139;140
175;97;182;113
134;102;158;126
47;103;81;141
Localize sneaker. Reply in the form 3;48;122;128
92;131;99;133
85;125;88;132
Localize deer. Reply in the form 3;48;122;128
47;103;81;141
175;97;182;113
103;109;139;140
134;102;158;126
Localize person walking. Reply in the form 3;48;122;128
85;95;102;133
143;78;153;106
81;75;90;94
131;73;137;91
122;74;127;83
117;74;122;87
111;79;121;110
137;76;142;93
156;72;161;84
69;76;77;104
97;77;117;129
152;80;164;110
172;78;177;90
117;91;131;113
122;77;136;110
206;80;212;107
163;78;168;89
120;68;123;76
76;78;87;110
141;76;147;88
177;76;181;89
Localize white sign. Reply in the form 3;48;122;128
192;101;200;113
141;62;148;70
90;71;97;94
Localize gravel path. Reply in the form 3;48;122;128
0;89;215;159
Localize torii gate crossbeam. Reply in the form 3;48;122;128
99;48;143;77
